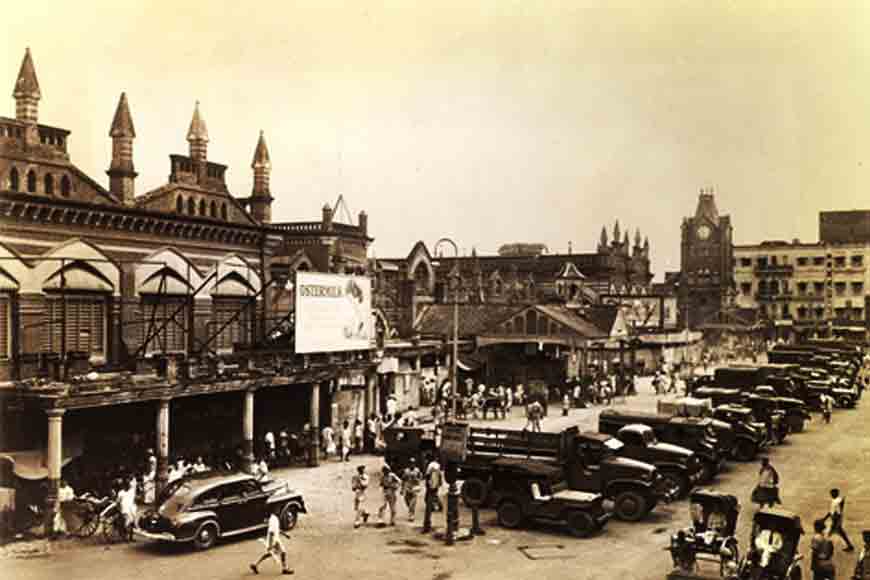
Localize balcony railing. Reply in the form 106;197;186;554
754;264;794;274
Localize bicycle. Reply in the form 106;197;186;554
70;495;112;538
99;501;129;544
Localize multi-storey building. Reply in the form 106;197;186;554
0;48;423;534
734;229;870;341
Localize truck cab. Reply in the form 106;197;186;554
604;423;702;498
599;410;724;482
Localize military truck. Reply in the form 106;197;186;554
456;425;672;521
598;409;725;483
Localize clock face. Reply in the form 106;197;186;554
697;225;712;241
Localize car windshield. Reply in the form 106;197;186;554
642;429;658;445
159;482;196;516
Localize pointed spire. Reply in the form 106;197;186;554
643;236;649;250
634;228;642;248
612;220;621;245
622;231;629;252
187;101;209;142
109;92;136;138
13;48;41;99
599;226;608;248
251;129;271;168
13;48;41;123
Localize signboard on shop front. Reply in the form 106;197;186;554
295;272;374;353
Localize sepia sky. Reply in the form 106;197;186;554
3;1;869;278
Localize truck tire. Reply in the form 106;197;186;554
732;439;757;462
660;471;689;498
461;478;488;508
699;462;715;483
496;500;524;529
612;490;648;522
566;511;596;538
837;396;852;409
787;416;804;433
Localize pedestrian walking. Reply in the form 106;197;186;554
377;465;401;526
426;456;444;512
562;393;570;416
351;465;370;529
751;457;781;509
811;518;836;580
821;393;833;424
824;488;855;552
365;414;377;453
852;530;870;580
401;458;423;522
652;371;662;396
321;424;336;460
249;508;293;575
340;420;352;462
527;400;543;432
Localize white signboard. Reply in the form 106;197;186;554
294;272;374;353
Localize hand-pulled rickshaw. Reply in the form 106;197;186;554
738;509;804;580
668;490;741;579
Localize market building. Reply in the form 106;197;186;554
0;48;428;536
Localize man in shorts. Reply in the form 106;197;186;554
250;508;293;575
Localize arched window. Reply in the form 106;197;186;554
199;199;206;215
44;173;54;195
9;167;19;191
60;175;71;196
210;200;217;218
187;198;195;214
27;170;36;193
176;196;184;213
221;203;228;220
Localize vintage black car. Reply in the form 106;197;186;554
488;457;610;538
137;472;306;550
599;409;725;482
738;509;805;580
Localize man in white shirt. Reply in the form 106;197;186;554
250;509;292;575
826;488;855;552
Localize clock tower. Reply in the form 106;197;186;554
678;187;734;328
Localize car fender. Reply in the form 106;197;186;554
654;461;688;473
605;478;653;492
175;512;221;540
267;495;307;514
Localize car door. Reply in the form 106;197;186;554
238;479;269;530
217;482;250;533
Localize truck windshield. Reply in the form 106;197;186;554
642;430;658;445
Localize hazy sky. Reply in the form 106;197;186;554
3;1;869;278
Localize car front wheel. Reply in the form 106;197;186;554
612;490;648;522
280;504;299;531
193;521;219;551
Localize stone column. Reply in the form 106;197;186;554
308;383;320;467
156;399;170;498
364;372;376;417
242;389;255;473
44;409;65;536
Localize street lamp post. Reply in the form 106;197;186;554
434;237;462;546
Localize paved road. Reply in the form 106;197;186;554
4;378;868;580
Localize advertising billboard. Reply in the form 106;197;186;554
294;272;374;353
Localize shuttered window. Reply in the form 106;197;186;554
43;295;106;355
212;298;253;351
0;296;9;359
141;297;189;354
